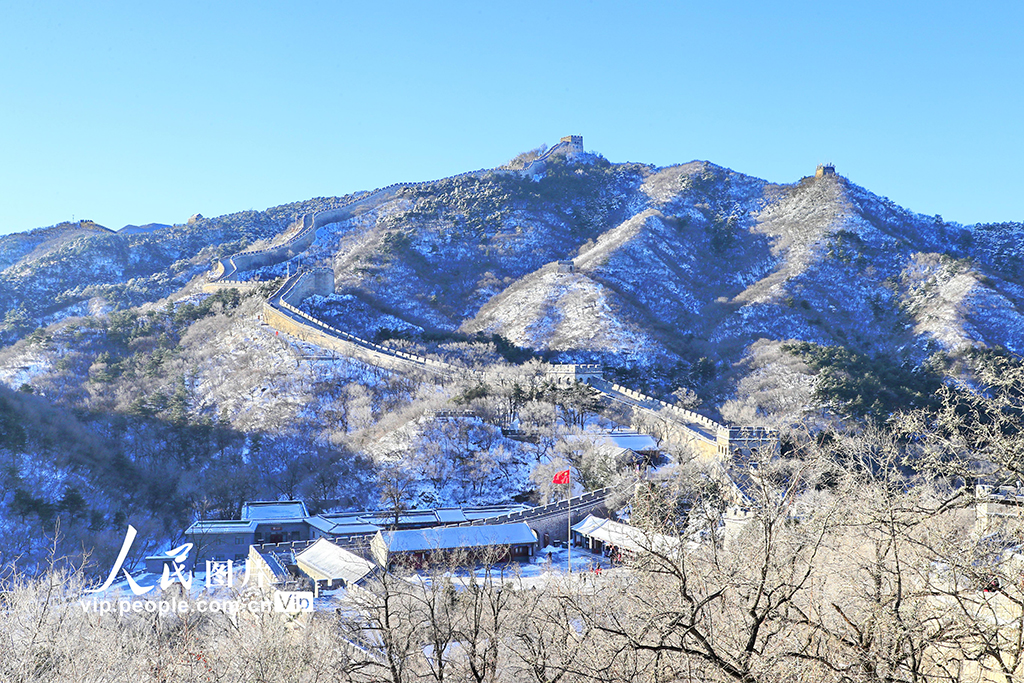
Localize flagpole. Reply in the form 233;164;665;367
553;468;572;574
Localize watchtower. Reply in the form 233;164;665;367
560;135;584;154
815;163;836;178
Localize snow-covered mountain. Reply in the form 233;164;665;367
2;140;1024;568
285;154;1024;401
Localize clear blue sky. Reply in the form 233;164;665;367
2;1;1021;234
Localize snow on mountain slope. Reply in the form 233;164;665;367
6;145;1024;421
0;221;115;274
573;209;705;322
898;253;1024;354
463;262;670;365
640;161;772;212
461;168;780;365
12;143;1024;569
279;162;650;333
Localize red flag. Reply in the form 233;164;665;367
552;469;571;485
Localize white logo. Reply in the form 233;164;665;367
273;591;314;613
83;526;316;621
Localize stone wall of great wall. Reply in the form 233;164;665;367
517;135;583;176
454;486;615;545
586;379;777;460
205;136;587;290
259;272;776;460
263;269;470;377
204;166;499;289
276;267;334;303
260;272;775;459
632;411;719;460
203;136;777;459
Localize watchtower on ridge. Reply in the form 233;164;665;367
815;163;836;178
560;135;584;154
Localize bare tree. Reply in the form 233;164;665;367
551;447;848;683
503;575;589;683
377;463;417;530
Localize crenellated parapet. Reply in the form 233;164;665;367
545;363;602;385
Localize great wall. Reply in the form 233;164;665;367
204;135;778;462
203;137;582;289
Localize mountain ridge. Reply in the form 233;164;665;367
3;139;1024;566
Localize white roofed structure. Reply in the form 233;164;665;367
242;500;310;520
295;538;375;588
371;523;538;567
305;515;381;538
603;431;659;452
564;430;662;469
572;514;681;559
187;519;259;534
